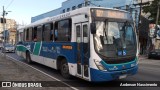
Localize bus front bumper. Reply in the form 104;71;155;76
90;65;138;82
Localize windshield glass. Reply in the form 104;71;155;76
94;21;137;58
5;44;14;47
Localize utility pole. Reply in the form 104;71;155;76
2;6;6;58
133;0;150;31
138;0;142;55
138;0;143;35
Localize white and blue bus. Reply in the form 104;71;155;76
16;7;138;82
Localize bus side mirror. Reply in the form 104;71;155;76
91;23;96;34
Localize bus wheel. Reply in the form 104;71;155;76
26;52;32;64
60;59;71;79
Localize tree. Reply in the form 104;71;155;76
142;0;160;24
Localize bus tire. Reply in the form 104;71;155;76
26;51;32;64
60;59;71;79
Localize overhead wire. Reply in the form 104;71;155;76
5;0;14;10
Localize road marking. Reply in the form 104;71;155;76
0;53;78;90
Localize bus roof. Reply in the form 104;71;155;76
17;7;129;30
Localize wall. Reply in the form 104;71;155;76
0;19;16;44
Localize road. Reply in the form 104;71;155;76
1;51;160;90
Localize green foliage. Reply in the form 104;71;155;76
142;0;160;24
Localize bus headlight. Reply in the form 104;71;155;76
94;59;107;71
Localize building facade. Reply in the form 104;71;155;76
31;0;139;23
0;18;16;44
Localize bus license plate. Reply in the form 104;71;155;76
119;74;127;79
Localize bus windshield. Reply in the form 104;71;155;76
94;21;137;59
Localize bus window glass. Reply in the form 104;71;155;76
43;24;52;42
23;29;26;41
33;27;37;41
50;23;54;41
54;22;58;41
83;24;88;43
94;21;137;58
26;29;29;41
83;24;89;57
76;25;81;43
37;26;42;42
20;32;23;42
29;28;33;41
57;19;71;41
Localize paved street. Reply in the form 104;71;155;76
0;51;160;90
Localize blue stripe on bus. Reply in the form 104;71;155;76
23;42;77;63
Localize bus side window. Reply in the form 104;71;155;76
56;19;71;42
29;28;33;41
26;28;29;41
54;22;58;41
43;23;53;42
37;25;43;42
33;27;37;42
50;23;54;41
23;29;26;42
18;31;23;42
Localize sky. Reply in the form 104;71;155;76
0;0;66;25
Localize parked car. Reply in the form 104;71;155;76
2;43;15;53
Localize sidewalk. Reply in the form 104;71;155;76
139;55;148;60
0;54;73;90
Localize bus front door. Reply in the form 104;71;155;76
76;23;90;80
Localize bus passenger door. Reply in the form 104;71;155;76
76;23;90;80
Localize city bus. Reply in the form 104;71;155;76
16;7;138;82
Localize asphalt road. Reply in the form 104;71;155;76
1;51;160;90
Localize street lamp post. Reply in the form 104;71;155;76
2;6;6;58
2;6;11;58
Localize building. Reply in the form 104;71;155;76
31;0;139;23
0;18;16;44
